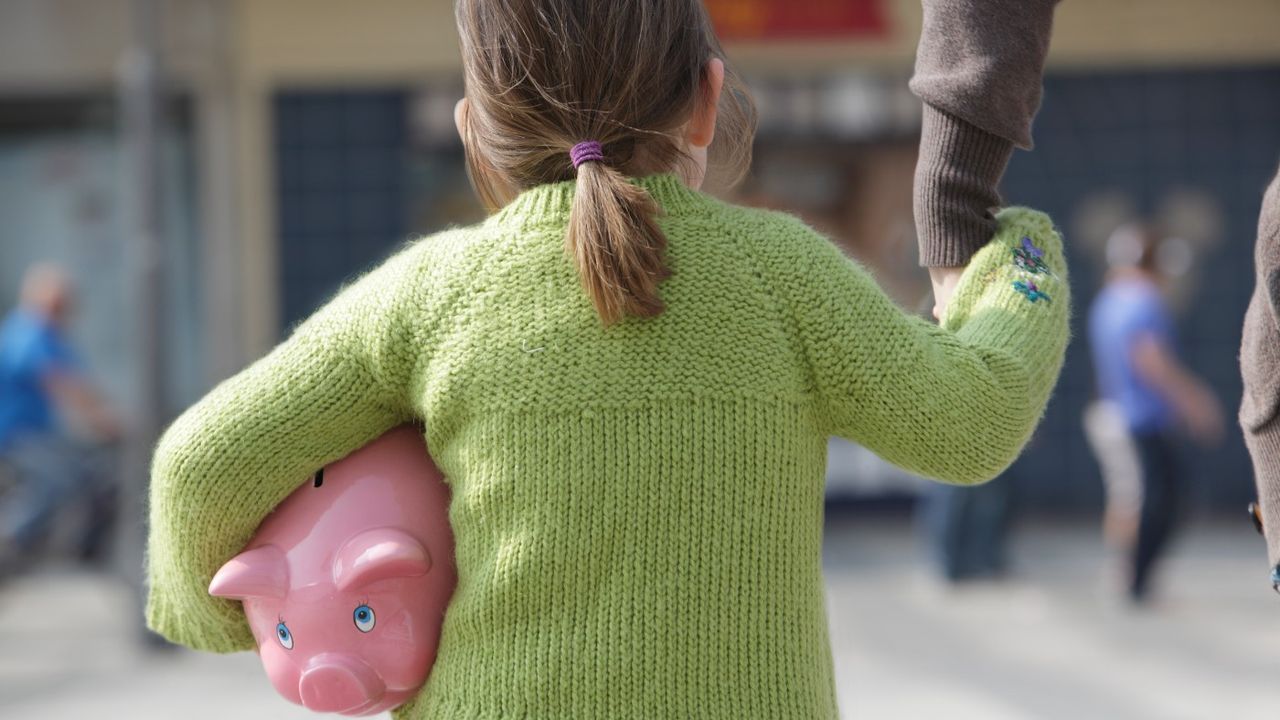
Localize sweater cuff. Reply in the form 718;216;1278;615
1244;418;1280;571
915;105;1016;268
145;570;257;653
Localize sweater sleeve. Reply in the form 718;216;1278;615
1244;318;1280;571
911;0;1060;149
145;244;429;652
911;0;1061;267
762;207;1070;485
1241;171;1280;569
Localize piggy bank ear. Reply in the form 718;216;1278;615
332;528;431;592
209;545;289;600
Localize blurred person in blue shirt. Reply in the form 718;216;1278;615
0;264;121;577
1088;224;1224;604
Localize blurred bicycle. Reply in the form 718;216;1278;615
0;265;123;582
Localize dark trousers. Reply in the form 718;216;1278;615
1130;430;1181;601
922;473;1013;582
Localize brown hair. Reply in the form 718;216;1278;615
455;0;757;325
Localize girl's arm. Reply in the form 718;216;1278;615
755;208;1069;485
145;244;429;652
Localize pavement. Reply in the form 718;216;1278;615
1;515;1277;719
824;516;1280;719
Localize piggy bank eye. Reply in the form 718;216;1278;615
353;604;375;633
275;622;294;650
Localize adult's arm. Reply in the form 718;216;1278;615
1130;334;1224;445
1241;171;1280;574
43;372;121;441
911;0;1061;268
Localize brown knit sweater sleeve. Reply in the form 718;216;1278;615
911;0;1061;267
1241;170;1280;575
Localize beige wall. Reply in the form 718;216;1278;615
1050;0;1280;69
234;0;461;83
0;0;231;91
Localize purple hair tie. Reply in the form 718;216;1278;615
570;141;605;169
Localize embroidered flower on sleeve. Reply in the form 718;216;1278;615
1012;236;1051;275
1013;279;1051;304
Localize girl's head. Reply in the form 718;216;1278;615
454;0;757;325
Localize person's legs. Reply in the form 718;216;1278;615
1083;401;1144;553
970;472;1014;577
923;482;979;582
1129;431;1180;602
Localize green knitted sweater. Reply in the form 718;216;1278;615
146;174;1070;719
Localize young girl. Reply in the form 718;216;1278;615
146;1;1070;717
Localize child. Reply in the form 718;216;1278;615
146;1;1070;718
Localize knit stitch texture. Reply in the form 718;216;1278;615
146;174;1070;719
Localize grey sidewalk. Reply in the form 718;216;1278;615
1;517;1278;719
825;516;1280;719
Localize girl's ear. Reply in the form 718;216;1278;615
454;98;469;147
687;58;725;150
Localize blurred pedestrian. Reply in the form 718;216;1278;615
1087;224;1224;604
0;264;122;578
1241;170;1280;592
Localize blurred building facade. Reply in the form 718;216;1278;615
0;0;1277;510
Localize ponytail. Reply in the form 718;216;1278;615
567;145;672;326
456;0;758;325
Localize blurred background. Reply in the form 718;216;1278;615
1;0;1278;718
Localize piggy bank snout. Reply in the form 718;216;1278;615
298;654;385;714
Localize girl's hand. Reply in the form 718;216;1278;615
928;266;965;320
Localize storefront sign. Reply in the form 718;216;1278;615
706;0;887;40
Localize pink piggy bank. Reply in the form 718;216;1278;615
208;425;455;716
